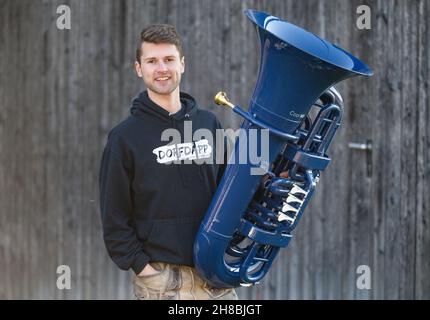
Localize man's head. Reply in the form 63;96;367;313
135;24;185;97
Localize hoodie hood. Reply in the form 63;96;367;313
130;90;198;123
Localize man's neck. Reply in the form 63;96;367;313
147;89;181;115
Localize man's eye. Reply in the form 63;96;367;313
147;60;155;64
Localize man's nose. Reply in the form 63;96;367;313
156;61;168;72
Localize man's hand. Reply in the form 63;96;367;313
138;263;161;277
279;171;289;178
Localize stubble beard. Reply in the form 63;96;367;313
145;76;181;96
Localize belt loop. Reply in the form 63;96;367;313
189;268;196;300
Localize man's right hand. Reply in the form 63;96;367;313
138;263;161;277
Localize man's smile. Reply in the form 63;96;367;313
155;76;171;81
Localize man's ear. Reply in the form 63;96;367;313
135;61;143;78
180;56;185;74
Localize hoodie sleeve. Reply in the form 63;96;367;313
99;137;150;275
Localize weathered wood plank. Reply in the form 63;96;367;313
415;0;430;300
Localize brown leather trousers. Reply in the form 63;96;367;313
133;262;239;300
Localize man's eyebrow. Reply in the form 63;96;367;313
144;55;176;61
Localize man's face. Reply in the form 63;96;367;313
135;42;185;96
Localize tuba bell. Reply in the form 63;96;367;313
193;9;373;288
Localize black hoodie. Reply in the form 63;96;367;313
99;91;226;275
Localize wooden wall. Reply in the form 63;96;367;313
0;0;428;299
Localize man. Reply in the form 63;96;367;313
99;24;238;300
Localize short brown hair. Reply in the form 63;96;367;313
136;24;183;62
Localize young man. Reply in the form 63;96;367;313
99;24;238;300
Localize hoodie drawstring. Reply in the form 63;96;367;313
173;117;189;188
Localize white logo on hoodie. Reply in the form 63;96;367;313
153;139;212;164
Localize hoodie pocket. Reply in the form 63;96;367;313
144;217;202;263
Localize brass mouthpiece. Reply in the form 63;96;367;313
214;91;235;109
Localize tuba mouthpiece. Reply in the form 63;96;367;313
214;91;235;109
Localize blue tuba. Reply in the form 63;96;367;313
193;9;373;288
